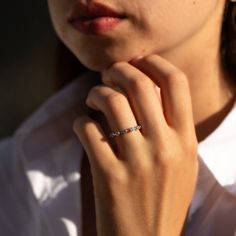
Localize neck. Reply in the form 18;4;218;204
159;1;235;142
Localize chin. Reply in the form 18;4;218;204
76;47;153;72
60;29;153;71
64;35;152;71
76;54;115;72
73;48;137;72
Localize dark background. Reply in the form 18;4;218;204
0;1;59;138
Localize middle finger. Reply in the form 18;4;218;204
102;62;168;138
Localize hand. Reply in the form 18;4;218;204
73;55;199;236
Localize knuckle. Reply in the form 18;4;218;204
152;141;181;167
110;61;127;73
87;85;102;99
127;75;151;92
155;150;174;167
82;121;97;136
88;85;126;108
145;54;157;63
166;70;189;87
151;136;198;169
86;86;103;108
158;142;197;166
105;92;125;107
73;117;95;137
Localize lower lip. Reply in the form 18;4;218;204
70;17;124;35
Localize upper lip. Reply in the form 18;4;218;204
68;2;125;21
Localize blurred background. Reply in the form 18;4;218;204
0;0;82;138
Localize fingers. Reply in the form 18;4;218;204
74;54;196;175
86;85;143;153
76;54;195;168
132;55;195;133
102;62;168;138
73;116;118;173
103;55;195;136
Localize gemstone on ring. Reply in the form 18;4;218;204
109;125;142;138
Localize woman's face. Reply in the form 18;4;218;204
48;0;222;71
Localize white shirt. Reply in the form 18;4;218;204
0;75;236;236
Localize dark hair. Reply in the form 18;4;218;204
221;2;236;86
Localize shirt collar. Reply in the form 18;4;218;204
198;101;236;189
188;100;236;221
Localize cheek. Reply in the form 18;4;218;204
144;0;219;48
47;0;71;37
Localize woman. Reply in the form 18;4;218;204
0;0;236;235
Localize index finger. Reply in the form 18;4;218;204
131;55;195;134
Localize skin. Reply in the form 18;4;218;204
48;0;235;235
49;0;223;69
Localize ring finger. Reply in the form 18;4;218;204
86;85;144;156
